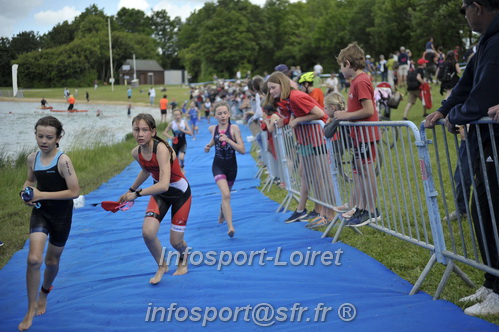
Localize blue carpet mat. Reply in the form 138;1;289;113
0;118;496;331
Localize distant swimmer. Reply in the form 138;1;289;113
40;98;51;109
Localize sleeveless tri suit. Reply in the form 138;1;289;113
138;140;191;232
29;150;73;247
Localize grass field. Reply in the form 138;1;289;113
10;84;193;108
0;122;167;270
1;82;497;325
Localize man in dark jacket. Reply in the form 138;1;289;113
425;0;499;317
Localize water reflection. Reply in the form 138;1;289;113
0;101;159;160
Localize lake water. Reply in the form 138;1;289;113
0;101;162;160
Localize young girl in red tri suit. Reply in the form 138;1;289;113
119;113;192;284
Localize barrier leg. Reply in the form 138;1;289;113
276;192;294;213
322;215;339;238
433;259;455;300
433;259;476;300
255;166;264;179
331;220;362;243
452;264;476;288
410;253;436;295
262;176;273;192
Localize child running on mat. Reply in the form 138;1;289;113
163;108;193;174
204;101;246;237
18;116;80;331
119;113;192;284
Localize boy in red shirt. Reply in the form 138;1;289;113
334;42;381;227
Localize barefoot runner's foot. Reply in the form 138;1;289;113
150;264;168;285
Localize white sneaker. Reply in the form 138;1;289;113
459;286;493;303
464;292;499;316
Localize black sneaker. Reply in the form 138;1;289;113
303;210;320;222
343;208;362;220
347;209;381;227
285;209;308;223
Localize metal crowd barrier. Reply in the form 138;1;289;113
421;118;499;298
275;121;336;210
257;118;499;298
258;131;283;192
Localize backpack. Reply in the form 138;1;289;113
387;91;402;109
407;70;420;90
437;62;453;83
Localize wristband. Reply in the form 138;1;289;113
135;188;143;197
129;187;135;192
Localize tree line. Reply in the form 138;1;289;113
0;0;475;88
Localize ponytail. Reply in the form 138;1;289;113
154;134;174;165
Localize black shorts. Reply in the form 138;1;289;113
146;185;191;232
212;161;237;188
161;109;167;115
353;142;377;165
30;201;73;247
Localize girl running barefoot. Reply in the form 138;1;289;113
18;116;80;331
163;109;193;173
119;113;191;284
204;101;245;237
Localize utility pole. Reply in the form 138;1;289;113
108;18;114;91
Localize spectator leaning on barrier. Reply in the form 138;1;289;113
246;76;265;154
297;71;336;225
425;0;499;317
334;42;381;227
489;104;499;123
263;71;330;226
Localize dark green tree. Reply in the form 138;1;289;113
367;0;414;58
41;21;77;49
198;7;257;79
409;0;471;55
150;10;182;69
259;0;295;70
0;37;15;86
10;31;42;57
177;3;218;80
116;7;153;35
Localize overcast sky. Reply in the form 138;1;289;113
0;0;300;38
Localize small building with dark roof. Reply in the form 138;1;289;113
119;59;164;85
